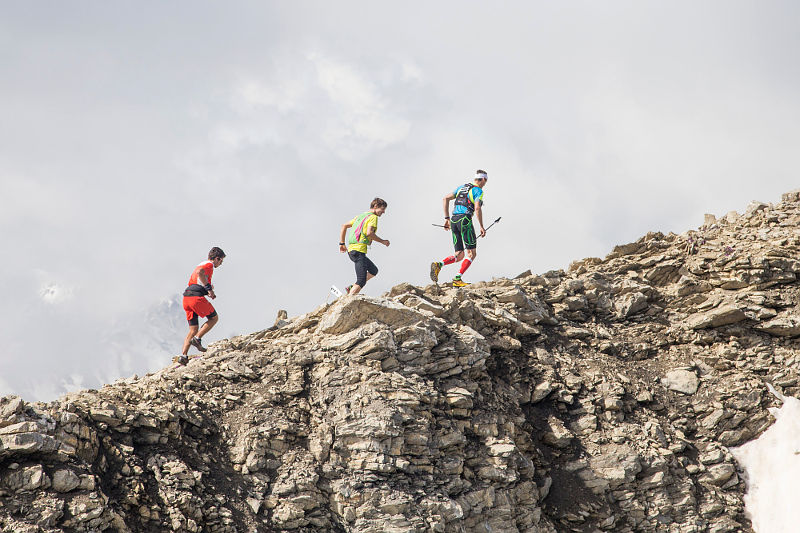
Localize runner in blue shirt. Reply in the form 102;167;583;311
430;170;488;286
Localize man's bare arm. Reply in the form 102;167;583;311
475;202;486;238
339;223;352;253
366;226;390;246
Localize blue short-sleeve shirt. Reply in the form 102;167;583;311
452;185;484;216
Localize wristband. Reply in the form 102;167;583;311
444;216;450;220
339;242;345;246
204;283;213;292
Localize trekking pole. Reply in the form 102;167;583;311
431;223;447;228
483;217;502;234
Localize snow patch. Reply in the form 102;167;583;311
731;384;800;533
39;283;73;304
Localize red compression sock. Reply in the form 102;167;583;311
442;256;457;265
459;258;472;275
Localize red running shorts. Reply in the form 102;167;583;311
183;296;216;325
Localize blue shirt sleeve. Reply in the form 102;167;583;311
470;186;484;205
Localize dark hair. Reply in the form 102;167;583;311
370;197;388;209
208;247;226;260
476;169;488;180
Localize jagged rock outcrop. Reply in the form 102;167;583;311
3;189;800;532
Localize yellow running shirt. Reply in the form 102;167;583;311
346;213;378;254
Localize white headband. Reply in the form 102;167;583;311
476;172;487;179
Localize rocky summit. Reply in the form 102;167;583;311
3;191;800;533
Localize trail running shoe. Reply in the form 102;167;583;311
430;261;442;282
191;337;207;352
344;285;353;294
452;278;469;287
172;355;189;366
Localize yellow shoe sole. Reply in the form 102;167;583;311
430;262;442;282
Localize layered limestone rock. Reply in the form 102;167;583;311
2;189;800;532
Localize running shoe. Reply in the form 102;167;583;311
191;337;207;352
172;355;189;366
452;278;470;287
430;261;442;282
344;285;353;294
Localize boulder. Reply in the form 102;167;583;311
686;305;747;329
755;316;800;337
662;369;700;395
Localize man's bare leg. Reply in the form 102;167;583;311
182;325;199;356
197;314;219;340
348;273;375;295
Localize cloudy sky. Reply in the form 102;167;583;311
2;1;799;401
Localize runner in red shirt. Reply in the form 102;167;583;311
176;246;226;365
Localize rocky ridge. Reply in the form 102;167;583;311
2;190;800;532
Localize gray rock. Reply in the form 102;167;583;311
615;292;649;317
686;305;747;329
52;469;81;493
662;369;700;395
3;465;50;492
755;315;800;337
589;444;642;489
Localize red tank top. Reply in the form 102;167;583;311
188;261;214;286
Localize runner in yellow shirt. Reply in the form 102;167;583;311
339;198;390;295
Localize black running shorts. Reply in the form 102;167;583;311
348;250;379;286
451;214;477;252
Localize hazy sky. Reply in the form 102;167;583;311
2;1;799;401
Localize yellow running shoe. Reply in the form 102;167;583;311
430;261;442;282
452;278;469;287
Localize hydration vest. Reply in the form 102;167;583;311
347;212;373;247
454;183;477;216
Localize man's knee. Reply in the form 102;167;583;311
455;251;465;260
207;315;219;326
467;249;477;260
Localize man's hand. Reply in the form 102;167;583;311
208;289;217;300
479;227;486;238
339;244;347;253
383;239;391;247
444;219;450;231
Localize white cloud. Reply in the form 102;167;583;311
215;52;415;163
0;375;12;398
0;174;77;225
235;78;306;114
311;53;411;160
60;374;86;394
400;61;424;85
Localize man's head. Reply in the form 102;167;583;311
370;197;388;216
474;169;488;187
208;246;226;267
